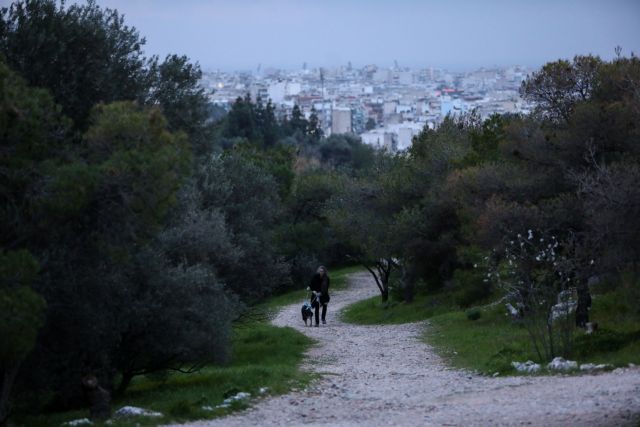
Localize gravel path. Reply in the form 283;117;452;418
176;272;640;427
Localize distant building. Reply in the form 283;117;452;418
395;124;422;150
249;83;268;103
361;130;395;151
440;95;454;116
373;69;392;83
331;107;352;134
360;121;423;152
383;100;398;116
268;82;287;103
286;82;302;96
397;71;413;85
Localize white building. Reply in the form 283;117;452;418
360;121;424;152
397;71;413;85
361;130;395;151
373;69;392;83
383;100;398;116
286;82;302;96
331;107;352;134
268;82;287;103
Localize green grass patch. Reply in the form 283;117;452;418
424;288;640;375
425;305;536;375
19;316;316;426
341;292;456;325
572;289;640;367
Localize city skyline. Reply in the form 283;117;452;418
14;0;640;71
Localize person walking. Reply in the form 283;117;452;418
309;266;330;326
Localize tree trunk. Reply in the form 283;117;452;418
381;287;389;303
0;363;21;425
116;372;134;396
403;280;414;303
575;282;591;328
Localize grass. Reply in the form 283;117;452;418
424;305;537;374
340;276;640;376
341;291;456;325
424;288;640;375
19;265;363;426
572;289;640;367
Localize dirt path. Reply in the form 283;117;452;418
177;272;640;426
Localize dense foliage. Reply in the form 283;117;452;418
0;1;374;421
327;53;640;362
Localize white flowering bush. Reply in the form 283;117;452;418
487;230;580;361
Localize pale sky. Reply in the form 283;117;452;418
3;0;640;71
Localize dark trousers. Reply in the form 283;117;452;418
314;303;327;325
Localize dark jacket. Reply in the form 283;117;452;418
310;273;330;304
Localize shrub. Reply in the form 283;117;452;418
465;308;482;321
453;269;492;308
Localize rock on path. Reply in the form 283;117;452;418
172;272;640;427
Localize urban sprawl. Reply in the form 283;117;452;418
201;64;535;151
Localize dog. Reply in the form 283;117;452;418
301;301;313;326
301;292;319;326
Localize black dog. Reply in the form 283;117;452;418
301;301;313;326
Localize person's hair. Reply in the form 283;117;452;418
317;265;327;274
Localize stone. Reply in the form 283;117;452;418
511;360;541;374
505;303;519;318
113;406;162;418
62;418;92;426
547;357;578;371
223;391;252;404
580;363;611;371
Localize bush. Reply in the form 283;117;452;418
453;269;492;308
465;308;482;321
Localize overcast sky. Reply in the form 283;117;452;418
3;0;640;71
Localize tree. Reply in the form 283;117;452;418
0;250;45;424
577;160;640;274
520;55;602;123
0;0;149;129
224;94;259;142
365;117;376;130
231;142;295;198
110;247;237;394
253;97;280;147
319;134;375;172
326;155;402;302
7;101;194;407
145;54;216;158
279;171;349;283
289;104;307;134
0;59;71;252
490;231;577;361
194;154;291;302
307;108;323;140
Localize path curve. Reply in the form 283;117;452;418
176;272;640;426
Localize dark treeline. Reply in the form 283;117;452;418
1;0;639;423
